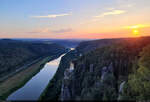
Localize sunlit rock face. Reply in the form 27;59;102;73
60;62;75;101
118;81;126;100
60;37;150;101
69;62;74;71
119;81;126;94
60;61;118;101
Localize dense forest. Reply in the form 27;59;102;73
40;49;78;101
60;36;150;101
2;37;150;101
0;39;67;80
40;36;150;101
15;38;84;48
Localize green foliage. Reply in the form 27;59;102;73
127;45;150;100
40;50;78;101
102;73;117;100
139;45;150;68
0;39;66;79
69;37;150;101
41;37;150;101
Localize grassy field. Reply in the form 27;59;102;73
0;56;52;100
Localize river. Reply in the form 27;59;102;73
7;54;65;101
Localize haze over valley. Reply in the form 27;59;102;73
0;0;150;101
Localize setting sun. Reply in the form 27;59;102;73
123;24;150;37
0;0;150;101
132;29;140;37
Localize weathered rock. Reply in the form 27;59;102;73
60;83;71;101
64;68;73;80
69;62;74;71
61;64;74;101
79;53;82;57
118;81;126;100
101;66;107;82
108;63;113;73
119;81;126;94
90;64;94;72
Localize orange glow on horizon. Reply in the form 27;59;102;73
124;24;150;29
132;29;140;37
0;24;150;39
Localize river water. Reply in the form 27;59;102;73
7;54;65;101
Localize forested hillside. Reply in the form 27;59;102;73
0;39;67;79
40;50;78;101
76;37;150;54
60;36;150;101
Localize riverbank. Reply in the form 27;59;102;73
39;50;78;101
0;55;59;100
0;57;43;83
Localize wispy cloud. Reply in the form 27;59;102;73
25;28;51;34
31;12;72;18
106;8;115;11
94;10;126;18
123;24;150;29
52;28;73;33
26;28;73;34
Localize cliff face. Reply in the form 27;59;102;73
60;65;74;101
61;61;118;100
60;37;150;101
40;50;78;101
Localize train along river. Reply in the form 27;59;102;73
7;54;66;101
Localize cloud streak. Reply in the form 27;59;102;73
31;13;72;18
25;28;73;34
123;24;150;29
94;10;126;18
52;28;73;33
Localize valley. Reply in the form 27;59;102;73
0;37;150;101
0;39;68;100
1;0;150;101
40;36;150;101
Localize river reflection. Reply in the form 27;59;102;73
7;54;65;101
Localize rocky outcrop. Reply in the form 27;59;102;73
119;81;126;94
60;62;118;100
69;62;74;71
101;63;114;82
60;63;74;101
118;81;126;100
90;64;94;73
101;66;107;82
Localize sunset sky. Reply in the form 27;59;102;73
0;0;150;39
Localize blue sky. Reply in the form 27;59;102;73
0;0;150;38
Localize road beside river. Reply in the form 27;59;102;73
7;54;65;101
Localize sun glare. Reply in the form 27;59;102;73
125;24;150;29
123;24;149;37
132;29;140;37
